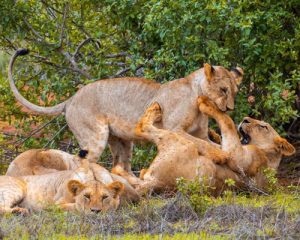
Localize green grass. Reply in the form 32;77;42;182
1;188;299;239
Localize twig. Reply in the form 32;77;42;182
43;124;68;148
105;52;128;58
105;62;126;67
73;37;93;59
113;64;144;78
23;19;57;47
15;115;61;146
58;3;69;48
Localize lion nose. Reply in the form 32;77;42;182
91;208;101;213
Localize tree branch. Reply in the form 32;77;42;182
73;37;93;59
58;3;69;48
113;64;144;78
105;52;128;58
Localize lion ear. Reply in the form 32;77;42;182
274;137;295;156
204;63;215;81
107;181;124;198
230;67;244;86
68;180;86;196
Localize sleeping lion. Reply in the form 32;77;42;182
0;161;124;214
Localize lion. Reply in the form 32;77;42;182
0;163;124;214
197;96;295;175
9;49;243;174
6;149;140;204
114;100;294;195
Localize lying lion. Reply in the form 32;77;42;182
0;162;124;214
6;149;140;204
114;99;294;195
197;96;295;175
9;49;243;174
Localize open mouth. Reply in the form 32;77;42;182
239;126;251;145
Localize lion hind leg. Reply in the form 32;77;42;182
0;177;27;214
32;166;59;175
74;116;110;163
108;135;133;172
135;102;168;145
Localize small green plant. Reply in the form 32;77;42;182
176;177;214;215
263;168;279;194
223;178;236;203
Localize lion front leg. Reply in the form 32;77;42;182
57;202;77;212
198;96;242;151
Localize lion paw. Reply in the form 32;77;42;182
209;150;230;165
11;207;29;215
148;102;162;122
198;96;217;115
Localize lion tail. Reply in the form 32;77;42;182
8;49;71;115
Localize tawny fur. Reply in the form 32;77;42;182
6;149;140;204
0;164;124;214
9;50;243;173
115;100;294;195
198;96;295;176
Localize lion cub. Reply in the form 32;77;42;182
0;163;124;214
6;149;140;204
198;96;295;176
116;100;294;195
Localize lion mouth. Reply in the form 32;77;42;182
239;126;251;145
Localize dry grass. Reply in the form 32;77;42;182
0;192;299;239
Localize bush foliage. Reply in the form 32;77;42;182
0;0;299;157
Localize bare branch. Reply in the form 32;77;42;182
57;49;92;79
104;62;126;67
23;19;57;47
58;3;69;48
2;37;17;51
73;37;93;59
113;64;144;78
14;115;61;146
43;124;68;148
105;52;128;58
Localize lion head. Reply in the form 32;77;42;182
238;117;295;169
201;63;244;112
67;180;124;213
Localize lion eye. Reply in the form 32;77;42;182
84;194;91;200
259;125;268;130
221;87;227;94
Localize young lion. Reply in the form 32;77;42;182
6;149;140;204
0;164;124;214
9;49;243;174
116;100;294;195
197;96;295;175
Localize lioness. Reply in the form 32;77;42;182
0;164;124;214
9;49;243;173
6;149;140;204
115;100;294;195
197;96;295;175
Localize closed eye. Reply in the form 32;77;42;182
84;194;91;200
259;125;268;130
221;87;227;94
102;195;108;201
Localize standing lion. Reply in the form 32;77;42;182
8;49;243;173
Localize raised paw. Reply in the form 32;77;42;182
197;96;218;115
207;149;230;165
11;207;29;215
147;102;162;123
